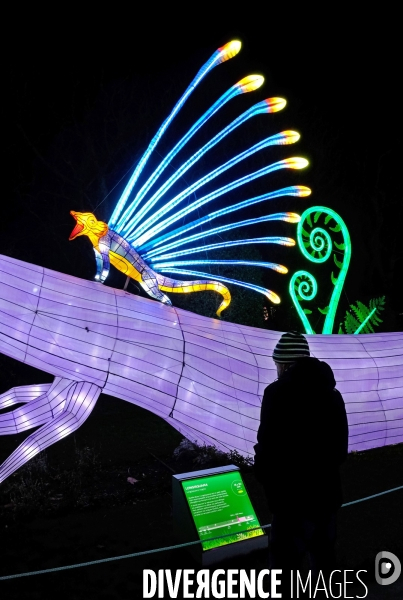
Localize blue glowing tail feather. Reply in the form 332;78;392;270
131;158;305;250
142;187;308;258
151;260;287;273
115;85;240;233
144;214;296;261
124;133;298;243
109;45;239;229
149;237;294;262
117;100;274;235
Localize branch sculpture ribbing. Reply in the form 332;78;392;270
1;254;402;483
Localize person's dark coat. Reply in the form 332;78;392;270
254;357;348;515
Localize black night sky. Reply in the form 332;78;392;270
2;8;401;331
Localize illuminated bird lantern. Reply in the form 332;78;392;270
70;40;311;315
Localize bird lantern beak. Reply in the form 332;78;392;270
69;211;84;240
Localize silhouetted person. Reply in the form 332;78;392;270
254;331;349;592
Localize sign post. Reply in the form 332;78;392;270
172;464;268;565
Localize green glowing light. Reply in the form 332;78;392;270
289;271;318;334
354;307;377;334
291;206;351;334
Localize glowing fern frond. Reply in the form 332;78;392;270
289;206;351;334
339;296;385;334
344;311;361;335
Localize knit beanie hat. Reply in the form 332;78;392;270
272;331;310;363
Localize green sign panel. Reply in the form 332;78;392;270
182;470;264;551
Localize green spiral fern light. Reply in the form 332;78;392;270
289;206;351;334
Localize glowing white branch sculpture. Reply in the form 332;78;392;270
1;253;402;483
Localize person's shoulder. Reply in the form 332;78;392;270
332;387;346;406
263;377;286;400
264;377;282;390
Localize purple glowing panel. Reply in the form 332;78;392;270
1;253;403;482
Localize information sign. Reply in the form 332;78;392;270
181;470;264;551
